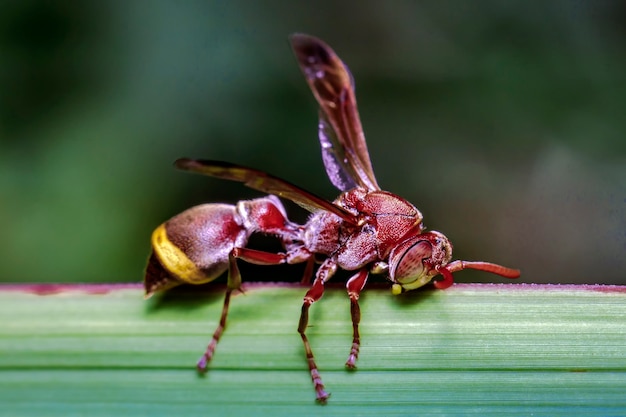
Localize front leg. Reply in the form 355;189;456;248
344;268;369;369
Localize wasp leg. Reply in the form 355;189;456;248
232;247;288;265
300;257;316;285
197;248;295;371
297;259;337;403
345;268;369;369
197;252;243;371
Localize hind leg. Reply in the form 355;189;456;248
197;247;303;370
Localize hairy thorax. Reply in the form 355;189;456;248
303;188;424;271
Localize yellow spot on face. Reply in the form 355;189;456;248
151;224;206;284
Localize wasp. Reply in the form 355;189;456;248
145;34;520;403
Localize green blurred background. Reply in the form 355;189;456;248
1;1;624;285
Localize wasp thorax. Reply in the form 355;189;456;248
388;231;453;292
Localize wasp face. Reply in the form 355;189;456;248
388;231;453;293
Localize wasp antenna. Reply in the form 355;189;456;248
446;260;521;279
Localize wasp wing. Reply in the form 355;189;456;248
318;110;359;191
175;158;358;225
290;33;380;192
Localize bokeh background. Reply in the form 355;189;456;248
1;1;624;285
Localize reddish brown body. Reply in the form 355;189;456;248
145;34;520;403
305;188;423;271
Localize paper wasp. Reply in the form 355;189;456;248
145;34;520;403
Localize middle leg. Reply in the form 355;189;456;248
297;259;337;403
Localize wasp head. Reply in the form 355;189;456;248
388;231;453;294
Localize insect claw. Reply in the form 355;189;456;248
308;367;330;403
345;341;360;369
197;338;220;371
196;355;210;372
315;389;331;404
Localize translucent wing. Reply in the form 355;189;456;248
175;158;358;225
318;110;359;191
290;33;380;191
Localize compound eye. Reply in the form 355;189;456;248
389;239;433;284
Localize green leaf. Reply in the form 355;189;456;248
1;283;625;416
